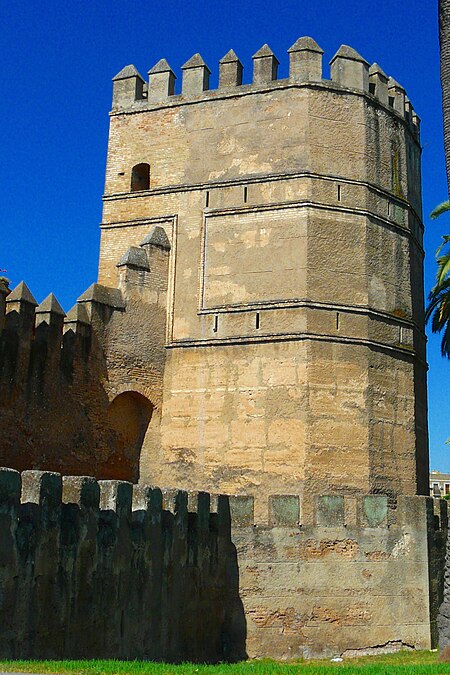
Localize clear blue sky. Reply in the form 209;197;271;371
1;0;449;472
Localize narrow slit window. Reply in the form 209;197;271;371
387;201;391;217
337;185;341;202
336;312;340;330
213;315;218;333
205;191;210;208
243;186;248;203
130;163;150;191
255;312;260;330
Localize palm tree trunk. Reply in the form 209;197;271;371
440;0;450;196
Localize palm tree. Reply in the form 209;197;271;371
425;1;450;355
426;202;450;356
426;230;450;356
440;0;450;194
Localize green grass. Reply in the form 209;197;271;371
0;651;450;675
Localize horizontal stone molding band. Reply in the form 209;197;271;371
166;331;424;364
196;300;423;334
102;168;422;224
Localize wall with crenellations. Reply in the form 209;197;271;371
0;468;245;661
231;492;447;659
0;467;446;660
0;225;169;481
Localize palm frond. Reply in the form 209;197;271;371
441;319;450;357
430;201;450;219
436;251;450;284
436;235;450;255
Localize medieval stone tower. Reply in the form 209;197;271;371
100;38;426;519
0;38;444;662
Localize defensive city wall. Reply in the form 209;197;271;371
0;468;446;660
0;38;447;659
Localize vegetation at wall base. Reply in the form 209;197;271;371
0;651;449;675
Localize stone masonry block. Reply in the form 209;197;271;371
21;470;62;507
0;468;21;510
62;475;100;509
317;495;345;526
361;495;388;527
269;495;300;526
132;485;163;524
229;495;254;526
99;480;133;517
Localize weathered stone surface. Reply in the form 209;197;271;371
233;494;446;659
0;469;244;661
0;40;433;661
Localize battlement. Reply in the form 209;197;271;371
228;492;446;530
0;467;241;660
0;224;170;391
0;278;128;376
0;467;445;660
0;467;444;533
111;38;420;137
0;468;230;532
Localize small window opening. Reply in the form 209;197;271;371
205;191;210;208
243;186;248;203
399;326;403;343
387;201;391;217
118;171;125;176
255;312;260;330
369;82;376;95
336;312;340;330
337;185;341;202
131;163;150;191
388;96;395;108
213;315;218;333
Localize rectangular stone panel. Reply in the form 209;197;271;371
317;495;345;526
269;495;300;526
201;206;307;309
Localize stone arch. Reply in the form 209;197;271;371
105;390;153;482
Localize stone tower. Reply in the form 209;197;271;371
100;39;426;519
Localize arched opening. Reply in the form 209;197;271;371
130;163;150;191
106;391;153;482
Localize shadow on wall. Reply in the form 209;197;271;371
105;391;153;482
0;469;248;663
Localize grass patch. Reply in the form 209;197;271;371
0;651;449;675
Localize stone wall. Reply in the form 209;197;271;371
436;502;450;650
0;468;245;662
231;493;447;659
0;467;446;660
0;232;167;482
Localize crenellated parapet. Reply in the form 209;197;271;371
0;223;171;480
111;38;420;137
0;468;240;660
0;466;445;659
229;491;447;659
0;279;128;389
